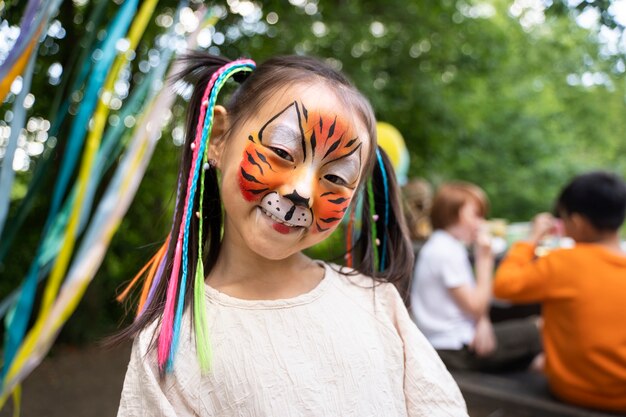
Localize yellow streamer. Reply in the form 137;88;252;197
1;0;160;403
49;137;149;330
11;385;20;417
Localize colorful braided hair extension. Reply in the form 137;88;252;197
345;203;355;268
158;59;256;372
117;59;256;373
346;146;392;273
375;147;390;270
367;177;379;270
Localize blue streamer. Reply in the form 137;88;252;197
376;148;389;271
168;62;256;370
49;0;139;218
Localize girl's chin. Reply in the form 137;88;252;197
245;236;306;260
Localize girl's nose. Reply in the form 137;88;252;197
284;190;310;208
277;168;315;207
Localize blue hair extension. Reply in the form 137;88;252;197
168;60;255;371
376;147;389;271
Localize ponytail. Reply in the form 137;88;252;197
112;54;256;374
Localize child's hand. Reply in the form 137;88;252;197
474;228;494;262
470;316;497;357
529;212;556;245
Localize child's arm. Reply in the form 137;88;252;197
385;284;469;416
493;241;551;302
493;213;556;303
449;232;494;321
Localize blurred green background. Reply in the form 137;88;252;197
1;0;625;343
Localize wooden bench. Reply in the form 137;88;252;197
453;370;626;417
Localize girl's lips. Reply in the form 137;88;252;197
273;222;291;234
258;207;303;234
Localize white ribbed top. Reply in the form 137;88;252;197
117;263;467;417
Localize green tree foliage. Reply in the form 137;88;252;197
1;0;625;341
221;0;626;220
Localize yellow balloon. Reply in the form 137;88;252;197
376;122;409;184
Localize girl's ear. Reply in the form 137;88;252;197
208;105;229;168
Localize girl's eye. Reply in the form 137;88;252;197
324;174;347;186
269;147;294;162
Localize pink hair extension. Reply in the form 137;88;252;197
157;60;254;371
157;239;183;368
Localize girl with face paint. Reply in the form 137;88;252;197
116;53;467;416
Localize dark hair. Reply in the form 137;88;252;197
112;53;413;348
356;147;414;302
430;182;489;230
555;171;626;231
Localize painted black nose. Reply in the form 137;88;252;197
284;190;310;208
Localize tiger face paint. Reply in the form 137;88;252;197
239;100;362;234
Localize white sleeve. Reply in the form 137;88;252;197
385;284;469;416
117;333;179;417
439;251;473;289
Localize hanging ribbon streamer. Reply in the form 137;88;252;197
49;0;141;219
0;0;110;268
0;0;64;238
2;0;156;392
0;4;210;402
0;45;40;410
0;0;63;102
1;51;150;284
0;0;142;388
0;46;39;243
0;0;41;102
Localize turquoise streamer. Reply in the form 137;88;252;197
1;0;139;382
168;62;256;370
73;13;182;266
49;0;139;218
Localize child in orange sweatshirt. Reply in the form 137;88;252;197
494;171;626;412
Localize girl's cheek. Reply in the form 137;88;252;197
311;189;352;233
238;143;285;202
